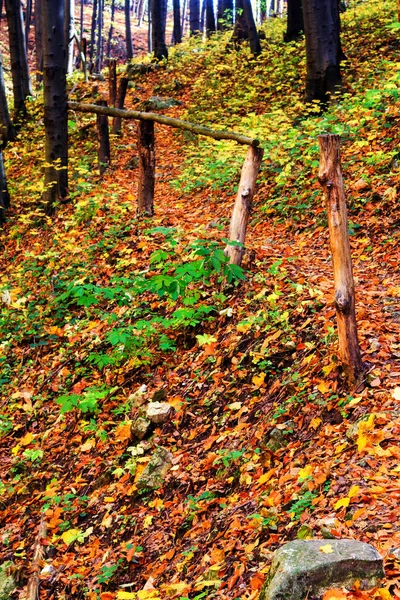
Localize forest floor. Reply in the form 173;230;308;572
1;1;400;599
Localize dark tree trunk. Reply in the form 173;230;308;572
172;0;181;43
284;0;303;41
107;0;115;57
137;120;155;216
200;0;205;33
302;0;342;104
242;0;261;54
42;0;68;213
125;0;134;59
95;0;103;71
35;0;43;82
189;0;200;34
181;0;187;35
108;58;117;106
205;0;215;36
0;149;10;222
217;0;233;29
232;0;248;46
0;49;16;144
151;0;168;59
65;0;75;73
5;0;31;116
25;0;32;45
111;76;129;134
80;0;84;42
96;100;110;174
89;0;97;63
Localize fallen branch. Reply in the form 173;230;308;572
67;101;260;147
26;514;47;600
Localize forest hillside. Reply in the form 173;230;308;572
1;1;400;599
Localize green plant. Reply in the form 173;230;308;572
56;386;115;415
287;490;318;521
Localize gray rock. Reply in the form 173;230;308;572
142;96;182;111
0;562;16;600
131;417;151;440
137;446;173;490
259;539;384;600
146;402;173;424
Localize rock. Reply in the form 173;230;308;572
0;562;16;600
146;402;173;424
142;96;182;111
259;539;384;600
354;178;371;192
136;446;173;490
131;417;151;440
128;385;147;408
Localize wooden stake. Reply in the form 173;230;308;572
96;100;110;174
108;58;117;106
111;77;129;135
318;134;364;388
26;515;47;600
225;146;263;265
137;120;155;216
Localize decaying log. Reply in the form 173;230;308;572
318;134;364;388
68;101;260;147
26;515;47;600
96;100;110;174
225;146;263;265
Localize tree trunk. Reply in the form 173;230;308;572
80;0;84;42
0;49;16;144
284;0;303;42
0;149;10;222
181;0;187;35
96;100;110;174
318;134;364;388
302;0;342;104
65;0;75;74
151;0;168;59
89;0;97;64
5;0;31;115
217;0;233;29
232;0;248;45
107;0;115;57
137;120;155;216
225;146;263;265
42;0;68;213
35;0;43;82
95;0;103;71
108;58;117;106
205;0;215;36
25;0;32;46
189;0;200;34
242;0;261;54
111;76;129;134
125;0;134;59
172;0;181;43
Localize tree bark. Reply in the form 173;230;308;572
172;0;181;43
232;0;248;46
42;0;68;213
137;120;155;215
25;0;32;47
302;0;342;104
107;0;115;57
205;0;215;36
225;146;263;265
89;0;97;64
68;100;261;146
242;0;261;55
318;134;364;388
151;0;168;59
96;100;110;174
65;0;75;73
125;0;134;59
108;58;117;106
0;49;16;144
217;0;233;29
95;0;104;71
189;0;200;34
181;0;187;35
34;0;43;82
111;76;129;134
0;149;10;222
284;0;303;42
5;0;31;116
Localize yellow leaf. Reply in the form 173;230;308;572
117;593;137;599
319;544;334;554
348;485;360;499
20;432;34;446
392;387;400;401
258;471;273;485
318;381;331;394
228;402;242;411
104;497;115;503
298;465;313;480
80;438;96;452
334;497;350;510
137;591;159;600
357;433;369;452
143;515;153;529
377;588;393;600
252;372;265;388
61;528;82;545
310;417;322;430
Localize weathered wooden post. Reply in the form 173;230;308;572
318;134;364;388
225;145;263;266
108;58;117;106
137;119;155;216
112;77;129;134
96;100;110;174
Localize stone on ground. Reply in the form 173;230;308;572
146;402;173;424
137;446;173;490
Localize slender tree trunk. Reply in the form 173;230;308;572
205;0;215;36
284;0;303;41
95;0;103;71
108;58;117;105
318;134;364;388
172;0;181;43
35;0;43;82
42;0;68;213
5;0;30;116
89;0;97;63
225;146;263;266
65;0;75;74
0;149;10;222
0;49;16;144
96;100;110;174
137;120;155;216
80;0;84;41
111;76;129;134
200;0;205;33
189;0;200;34
242;0;261;54
18;0;32;97
107;0;115;57
302;0;342;104
151;0;168;59
138;0;145;26
25;0;32;45
181;0;187;35
125;0;134;59
232;0;248;46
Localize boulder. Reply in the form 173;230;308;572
146;402;173;425
259;539;384;600
131;417;151;440
0;562;16;600
137;446;173;490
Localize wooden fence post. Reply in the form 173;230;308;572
318;134;364;388
108;58;117;106
96;100;110;174
225;145;263;266
137;119;155;216
112;77;129;135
